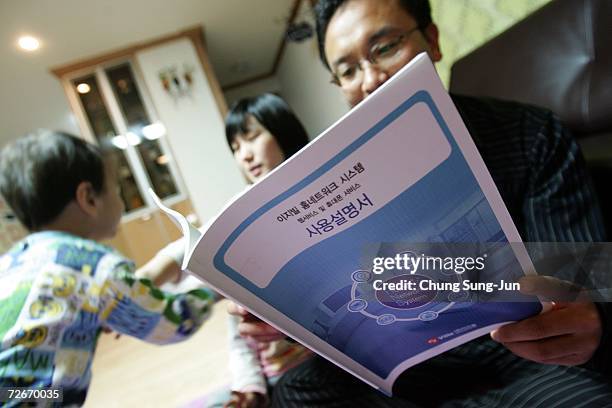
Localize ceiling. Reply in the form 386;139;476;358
0;0;295;87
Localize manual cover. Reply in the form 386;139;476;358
153;53;543;395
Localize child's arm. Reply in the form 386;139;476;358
136;239;184;286
137;218;215;286
99;261;214;344
228;313;268;398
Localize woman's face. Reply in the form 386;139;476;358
230;115;286;183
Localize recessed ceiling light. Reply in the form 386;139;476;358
111;135;128;150
18;36;40;51
142;122;166;140
76;83;91;94
126;132;141;146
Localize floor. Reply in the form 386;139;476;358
84;300;231;407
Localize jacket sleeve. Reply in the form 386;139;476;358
522;109;605;243
522;109;611;375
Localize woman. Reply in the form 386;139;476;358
139;93;312;408
226;93;308;183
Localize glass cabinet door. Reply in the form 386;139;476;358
105;63;178;200
71;73;146;212
70;60;184;217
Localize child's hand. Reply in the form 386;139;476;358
223;391;267;408
101;326;122;340
135;253;182;286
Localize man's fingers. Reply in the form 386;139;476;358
498;333;596;364
542;353;592;366
492;301;602;366
519;275;583;302
492;307;587;342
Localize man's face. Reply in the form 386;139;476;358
324;0;442;107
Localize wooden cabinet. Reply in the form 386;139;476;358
104;199;197;267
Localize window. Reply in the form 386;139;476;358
70;60;184;217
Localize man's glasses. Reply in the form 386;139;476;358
331;27;422;89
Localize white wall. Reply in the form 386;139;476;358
136;38;245;221
1;66;80;147
0;0;292;148
276;2;348;139
224;76;282;107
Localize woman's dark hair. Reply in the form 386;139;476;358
0;130;106;230
225;93;309;159
315;0;433;70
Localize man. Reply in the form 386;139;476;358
235;0;612;406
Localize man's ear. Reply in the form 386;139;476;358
75;181;99;217
423;23;442;62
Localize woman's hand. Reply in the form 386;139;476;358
223;391;267;408
227;302;286;343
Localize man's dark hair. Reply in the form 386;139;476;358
314;0;433;70
0;130;106;230
225;93;310;159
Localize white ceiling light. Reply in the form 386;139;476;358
126;132;141;146
76;83;91;94
111;135;128;150
18;36;40;51
142;122;166;140
112;133;142;149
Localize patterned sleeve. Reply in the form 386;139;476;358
99;261;214;344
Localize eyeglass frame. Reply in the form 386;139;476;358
329;26;424;88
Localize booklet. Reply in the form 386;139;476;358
151;53;543;395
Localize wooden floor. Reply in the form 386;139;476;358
84;300;231;407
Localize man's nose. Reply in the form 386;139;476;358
361;63;389;96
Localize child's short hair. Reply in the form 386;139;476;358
0;130;106;230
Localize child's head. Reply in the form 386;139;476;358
0;130;124;240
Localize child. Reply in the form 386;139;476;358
0;131;214;406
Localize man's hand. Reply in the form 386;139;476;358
491;275;602;366
223;391;267;408
227;302;286;343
